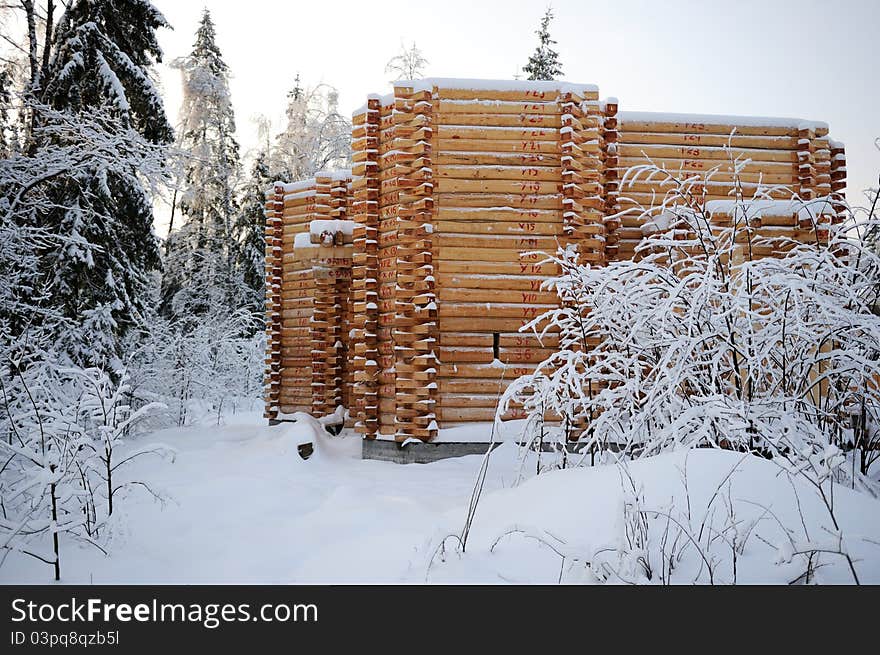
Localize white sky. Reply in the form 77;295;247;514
30;1;880;229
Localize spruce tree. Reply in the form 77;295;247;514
234;150;272;327
38;0;173;366
162;9;243;320
523;7;564;81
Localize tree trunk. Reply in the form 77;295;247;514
50;477;60;581
106;454;113;516
41;0;54;84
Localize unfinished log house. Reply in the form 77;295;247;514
263;78;846;449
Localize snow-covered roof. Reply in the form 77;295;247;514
310;219;355;237
293;231;316;251
619;111;828;131
706;197;837;218
274;169;352;194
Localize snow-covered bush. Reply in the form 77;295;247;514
0;355;167;580
125;310;264;428
499;163;880;483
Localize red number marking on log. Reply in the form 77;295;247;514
521;292;538;302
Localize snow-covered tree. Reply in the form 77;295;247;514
522;7;563;81
272;74;350;180
162;9;244;320
0;101;169;365
234;150;271;324
32;0;173;366
385;41;428;80
0;66;14;156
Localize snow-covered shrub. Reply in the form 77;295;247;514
125;310;264;428
500;162;880;482
0;356;167;580
63;367;171;519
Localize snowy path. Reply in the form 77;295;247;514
4;413;880;584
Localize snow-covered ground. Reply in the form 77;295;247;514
3;413;879;585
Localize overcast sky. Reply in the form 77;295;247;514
125;0;880;229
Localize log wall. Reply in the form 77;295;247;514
267;172;353;418
613;112;835;259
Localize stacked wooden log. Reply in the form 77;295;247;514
559;87;605;263
308;173;354;416
277;179;318;414
830;140;847;222
701;197;837;257
613;112;831;260
423;80;604;425
270;172;353;417
376;94;400;438
391;82;438;440
601;98;621;259
263;183;284;420
350;98;381;436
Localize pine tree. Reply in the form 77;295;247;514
523;7;563;81
234;150;272;326
162;9;243;320
37;0;173;366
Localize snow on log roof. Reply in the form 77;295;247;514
273;169;352;194
619;111;828;131
279;178;314;194
314;169;352;181
705;197;836;218
309;219;355;236
284;189;316;202
293;232;317;250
